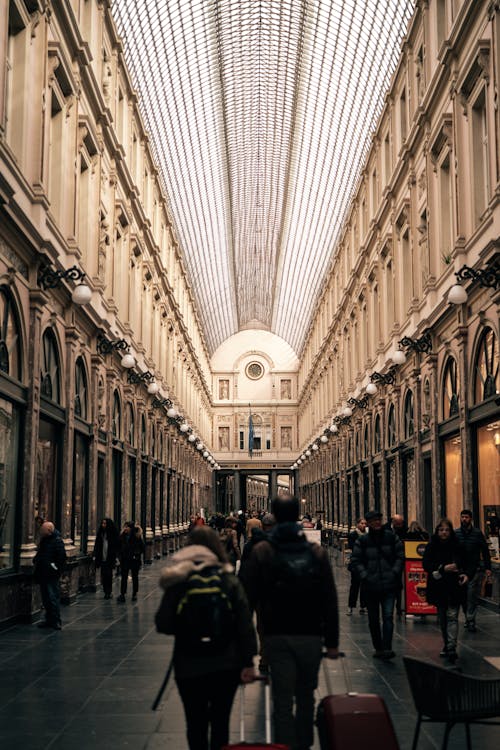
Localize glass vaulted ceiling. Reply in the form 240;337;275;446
111;0;415;356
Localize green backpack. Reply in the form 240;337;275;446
175;566;235;653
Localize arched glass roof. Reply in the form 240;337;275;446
112;0;415;356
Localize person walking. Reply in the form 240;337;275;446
346;517;367;615
33;521;67;630
350;510;404;660
156;526;257;750
454;509;492;632
117;521;145;602
93;518;120;599
422;518;468;663
219;516;241;570
240;495;339;750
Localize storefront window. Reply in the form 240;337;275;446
112;391;121;438
444;435;463;526
442;356;459;419
477;421;500;555
127;403;135;446
0;398;20;570
36;418;59;524
374;414;381;453
72;433;88;551
474;327;498;402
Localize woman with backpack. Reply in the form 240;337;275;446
156;526;257;750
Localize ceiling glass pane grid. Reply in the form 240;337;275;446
111;0;415;357
273;0;415;351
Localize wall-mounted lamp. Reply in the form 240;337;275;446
399;331;432;354
127;370;155;386
97;334;135;368
39;264;92;305
320;434;329;443
312;443;319;451
448;262;500;305
392;349;407;365
366;382;378;396
370;366;398;386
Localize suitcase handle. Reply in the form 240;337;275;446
321;651;353;695
239;678;272;744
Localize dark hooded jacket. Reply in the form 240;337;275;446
239;521;339;648
350;528;404;593
119;524;145;565
33;529;66;581
422;532;468;607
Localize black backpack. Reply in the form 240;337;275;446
175;566;235;653
269;539;321;602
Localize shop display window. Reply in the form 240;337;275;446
444;434;463;526
477;421;500;559
0;399;20;570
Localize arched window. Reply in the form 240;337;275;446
442;356;459;419
151;424;156;457
355;432;360;462
74;357;88;420
127;403;135;446
40;329;61;402
111;391;121;438
347;437;352;466
387;404;397;447
474;327;499;403
374;414;382;453
159;431;164;462
0;288;21;379
141;414;147;453
364;424;370;458
404;390;415;439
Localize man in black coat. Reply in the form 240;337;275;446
351;510;404;660
33;521;67;630
240;496;339;750
455;509;492;632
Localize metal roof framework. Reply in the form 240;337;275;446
112;0;415;356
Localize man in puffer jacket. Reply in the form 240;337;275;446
350;510;404;660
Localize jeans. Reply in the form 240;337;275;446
120;560;140;596
365;590;396;651
463;569;483;624
438;604;459;650
348;572;367;609
176;669;240;750
39;578;61;625
264;634;323;750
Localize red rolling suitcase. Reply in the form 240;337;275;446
222;676;289;750
316;656;400;750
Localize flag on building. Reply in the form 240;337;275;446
248;405;254;457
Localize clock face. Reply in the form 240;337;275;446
246;361;264;380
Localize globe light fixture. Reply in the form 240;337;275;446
188;434;197;443
180;422;189;432
331;424;339;434
120;352;136;369
366;382;378;396
71;283;92;305
312;443;319;451
320;435;328;443
196;442;203;450
448;284;468;305
392;349;406;366
301;454;306;460
167;407;177;418
203;450;209;458
297;459;302;465
147;381;159;395
343;406;353;417
305;449;311;457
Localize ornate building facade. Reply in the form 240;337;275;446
0;0;498;624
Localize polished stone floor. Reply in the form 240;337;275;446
0;553;499;750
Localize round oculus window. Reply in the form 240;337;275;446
246;361;264;380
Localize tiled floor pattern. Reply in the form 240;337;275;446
0;552;498;750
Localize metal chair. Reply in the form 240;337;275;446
403;656;500;750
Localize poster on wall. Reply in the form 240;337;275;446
404;541;437;616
